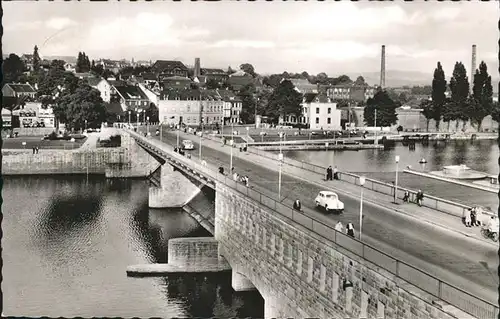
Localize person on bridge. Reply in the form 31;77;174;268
346;223;355;237
402;190;410;202
464;208;472;227
233;172;239;182
326;166;333;181
202;160;207;167
218;166;225;175
155;129;160;136
416;190;424;206
293;199;301;211
333;166;339;180
334;221;343;232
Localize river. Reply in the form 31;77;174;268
282;139;499;209
2;176;264;317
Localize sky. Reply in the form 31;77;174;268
3;1;499;80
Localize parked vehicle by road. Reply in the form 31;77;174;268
315;191;344;213
181;139;195;150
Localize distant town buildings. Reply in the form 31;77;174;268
157;88;241;127
152;60;189;79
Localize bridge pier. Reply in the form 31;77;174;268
231;270;256;291
149;164;202;208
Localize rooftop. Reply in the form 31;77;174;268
5;83;36;93
160;88;221;100
114;85;149;100
201;68;226;75
152;60;188;72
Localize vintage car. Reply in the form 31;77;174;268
315;191;344;213
181;139;195;150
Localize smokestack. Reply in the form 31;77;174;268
194;58;201;78
380;45;386;89
471;45;477;93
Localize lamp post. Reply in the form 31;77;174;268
128;110;131;125
359;175;366;240
84;119;87;131
279;132;283;156
135;108;139;129
176;116;180;148
394;155;400;203
230;122;234;170
199;131;202;159
160;121;164;143
278;152;283;201
146;116;150;135
374;108;378;145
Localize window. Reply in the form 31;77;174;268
327;118;331;124
316;107;319;114
316;117;319;124
328;107;331;114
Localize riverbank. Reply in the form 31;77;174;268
254;143;384;151
2;147;127;176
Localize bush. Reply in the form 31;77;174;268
47;131;58;140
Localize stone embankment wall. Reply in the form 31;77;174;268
215;183;472;319
2;148;127;175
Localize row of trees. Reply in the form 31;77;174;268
76;52;91;73
421;60;495;132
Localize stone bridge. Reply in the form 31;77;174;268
115;130;498;319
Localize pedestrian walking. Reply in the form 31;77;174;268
32;147;36;154
334;221;343;232
218;166;225;175
233;172;239;182
244;175;249;187
202;160;207;167
464;208;472;227
402;190;410;202
416;190;424;206
333;166;339;180
36;146;39;154
326;166;333;181
293;199;301;211
346;223;355;238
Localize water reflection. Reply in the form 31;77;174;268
3;176;263;317
167;274;263;319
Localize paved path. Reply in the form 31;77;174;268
144;127;498;304
79;133;100;150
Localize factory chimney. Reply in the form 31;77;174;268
380;45;386;89
194;57;201;78
471;45;477;93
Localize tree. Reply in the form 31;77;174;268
492;101;500;124
468;61;493;131
2;54;26;85
363;90;399;127
449;61;470;131
238;84;257;123
441;98;457;131
239;63;257;77
267;79;303;123
354;76;366;86
33;45;41;72
205;78;220;90
431;62;447;131
76;52;91;73
300;71;309;79
420;99;434;132
315;72;329;85
54;84;107;130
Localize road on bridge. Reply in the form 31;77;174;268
146;128;498;304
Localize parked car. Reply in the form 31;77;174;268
315;191;344;213
181;139;195;150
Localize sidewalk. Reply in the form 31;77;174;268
169;130;495;247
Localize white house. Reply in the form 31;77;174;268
282;92;341;130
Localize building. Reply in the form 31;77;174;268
282;92;341;130
12;102;55;128
64;62;76;72
327;84;376;102
289;79;318;94
112;84;150;112
201;68;228;85
2;83;37;99
152;60;189;79
161;76;193;90
90;78;113;103
157;89;224;127
21;54;34;71
217;89;242;124
2;108;12;129
227;70;255;91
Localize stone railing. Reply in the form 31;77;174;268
246;147;486;218
128;129;499;319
